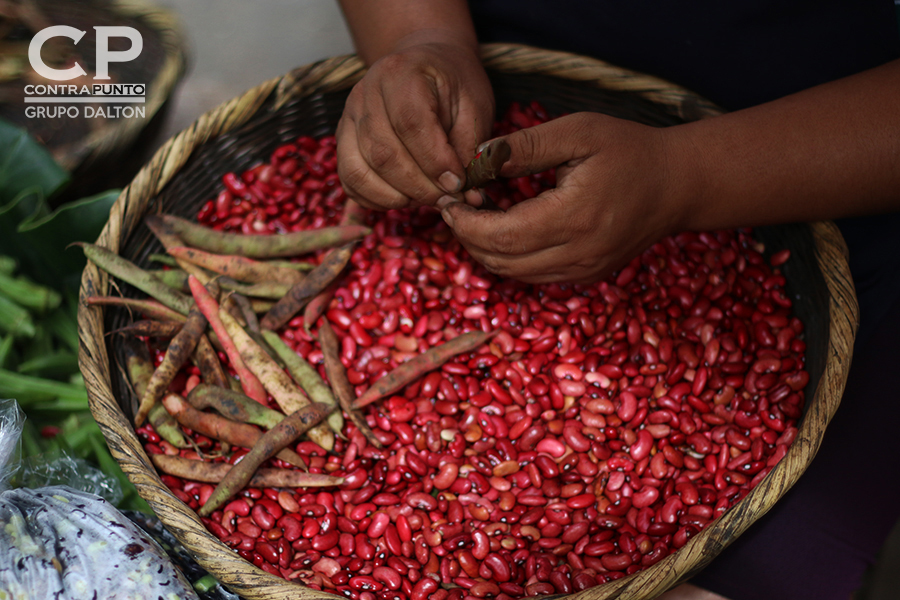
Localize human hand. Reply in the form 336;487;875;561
440;112;687;284
336;38;495;211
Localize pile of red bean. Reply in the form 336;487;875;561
139;101;810;600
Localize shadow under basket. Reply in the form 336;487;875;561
77;43;859;600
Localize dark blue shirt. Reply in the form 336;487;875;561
469;0;900;110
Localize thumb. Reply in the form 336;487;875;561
500;112;597;178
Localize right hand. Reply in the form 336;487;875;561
336;38;495;211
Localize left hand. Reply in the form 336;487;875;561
440;112;688;284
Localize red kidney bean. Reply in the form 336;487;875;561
223;498;251;517
629;429;654;462
311;529;339;552
631;486;659;509
535;438;566;457
254;540;279;564
367;512;390;538
687;432;713;455
482;554;511;582
410;577;438;600
251;504;275;531
237;521;262;538
373;566;402;590
561;521;590;544
406;492;438;511
561;493;593;510
601;552;633;571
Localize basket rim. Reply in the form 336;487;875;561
77;43;859;600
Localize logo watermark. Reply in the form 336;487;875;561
24;26;146;120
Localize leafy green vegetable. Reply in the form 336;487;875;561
0;119;118;291
0;119;68;202
0;256;150;513
17;189;120;290
0;121;147;514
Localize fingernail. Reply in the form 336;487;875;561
436;195;455;210
439;171;462;194
441;208;454;228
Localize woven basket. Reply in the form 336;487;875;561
78;43;858;600
0;0;185;183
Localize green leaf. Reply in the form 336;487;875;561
0;119;68;204
0;188;48;258
16;189;120;290
0;119;121;291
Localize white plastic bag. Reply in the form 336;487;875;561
0;398;199;599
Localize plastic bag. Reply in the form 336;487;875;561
0;398;200;599
0;398;23;488
0;397;122;504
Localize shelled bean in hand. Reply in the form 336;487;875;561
117;102;807;600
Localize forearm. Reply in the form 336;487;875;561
336;0;478;65
668;59;900;232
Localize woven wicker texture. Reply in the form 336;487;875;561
77;43;858;600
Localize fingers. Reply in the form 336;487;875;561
378;72;467;195
497;113;602;178
441;191;576;263
336;114;410;211
336;48;490;211
338;88;458;210
441;198;603;283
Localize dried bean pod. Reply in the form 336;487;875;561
198;402;332;516
83;296;186;322
160;393;306;468
121;335;188;448
260;242;356;331
318;319;382;448
136;303;208;426
219;309;335;451
168;246;305;286
187;384;284;429
463;139;511;190
353;329;496;409
151;454;341;488
159;213;370;258
262;330;344;434
76;243;193;314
